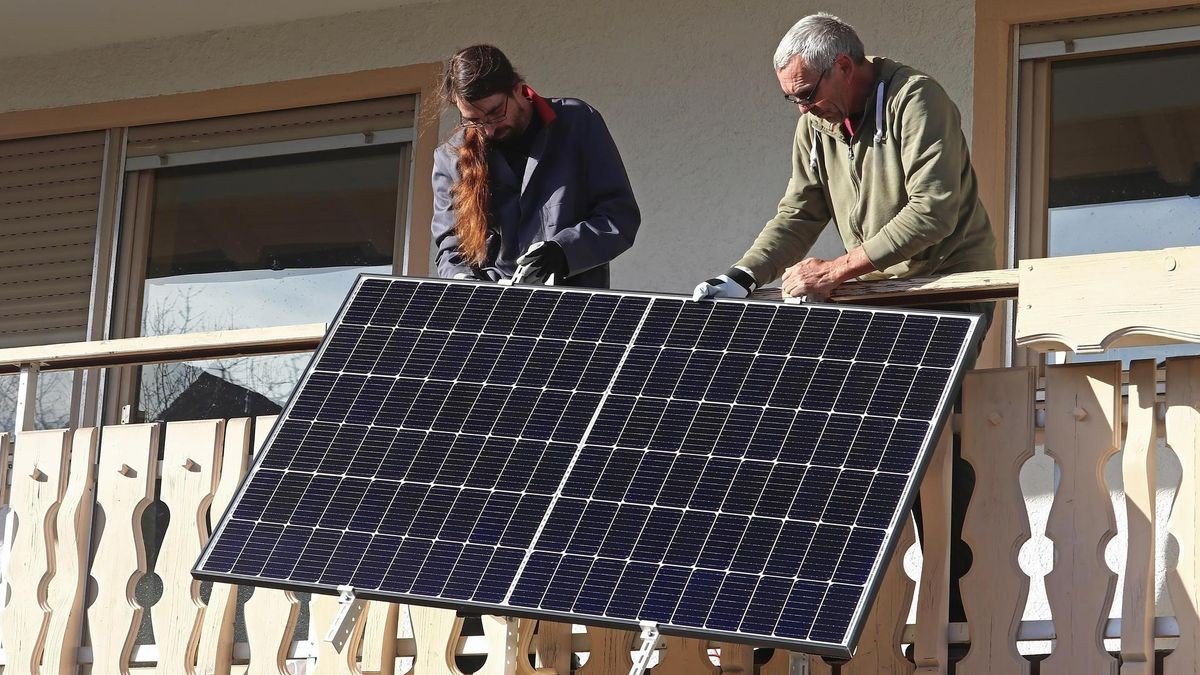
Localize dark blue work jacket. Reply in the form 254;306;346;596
431;94;640;288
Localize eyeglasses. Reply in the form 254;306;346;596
458;93;511;129
783;68;827;107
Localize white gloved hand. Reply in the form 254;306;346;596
692;267;758;300
452;272;475;280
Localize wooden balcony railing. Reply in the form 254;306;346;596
0;247;1197;674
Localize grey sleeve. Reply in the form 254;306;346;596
430;147;477;279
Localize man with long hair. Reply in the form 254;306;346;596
431;45;640;288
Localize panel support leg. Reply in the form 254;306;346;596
628;621;660;675
325;585;368;652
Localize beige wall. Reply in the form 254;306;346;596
0;0;977;294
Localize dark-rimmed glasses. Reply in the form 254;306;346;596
458;93;511;129
784;68;827;107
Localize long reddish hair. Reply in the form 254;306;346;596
437;45;522;266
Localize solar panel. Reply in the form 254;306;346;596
194;275;981;658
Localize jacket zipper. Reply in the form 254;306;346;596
846;140;863;239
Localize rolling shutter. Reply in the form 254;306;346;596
0;131;106;349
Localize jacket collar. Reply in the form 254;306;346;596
807;56;899;140
523;84;558;126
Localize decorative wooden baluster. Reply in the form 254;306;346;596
408;605;465;675
1040;362;1121;675
5;429;71;675
957;368;1035;675
154;420;224;674
360;602;400;675
1120;360;1158;675
88;423;160;675
478;615;524;675
1164;356;1200;675
244;415;302;675
757;648;792;675
533;620;573;674
575;627;634;674
515;618;556;675
913;420;953;675
716;642;753;674
809;520;917;675
311;593;371;674
653;636;717;675
196;418;252;675
43;428;99;675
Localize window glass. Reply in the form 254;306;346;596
136;143;404;422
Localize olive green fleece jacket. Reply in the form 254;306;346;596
735;58;997;285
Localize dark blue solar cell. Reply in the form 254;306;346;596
687;458;738;509
406;432;454;483
469;492;520;546
462;437;511;490
560;446;611;498
810;414;861;467
261;526;312;579
529;443;574;494
547;342;596;391
454;285;503;333
262;418;308;470
204;518;255;573
925;316;972;368
398;284;447;328
490;387;540;437
289;372;336;418
657;455;706;508
679;403;729;454
588;396;635;446
769;358;817;409
540;291;589;339
257;471;312;524
378;537;431;595
634;300;682;348
672;350;722;400
631;509;683;563
372;328;420;377
315;324;364;371
713;406;762;457
367;280;417;327
664;301;713;349
788;466;839;522
377;483;429;537
429;332;478;381
601;296;651;343
320;531;373;584
757;464;804;519
598;504;650;559
460;385;507;435
778;410;826;466
845;416;894;471
572;558;625;614
316;424;367;475
431;383;483;433
610;345;655;396
879;419;928;474
281;421;335;472
578;344;624;391
746;411;792;462
348;481;399;533
673;569;723;627
809;584;860;643
856;312;904;362
834;528;885;585
730;518;782;574
890;314;936;365
706;352;755;403
342;326;390;374
705;572;759;631
425;284;474;331
317;374;369;423
825;310;871;360
522;389;570;441
799;524;852;582
759;305;805;355
511;291;561;337
773;581;825;640
624;450;674;504
794;307;839;358
640;565;690;622
696;303;744;351
318;479;370;529
697;513;748;570
440;545;493;600
345;378;392;426
902;367;952;419
540;554;593;611
290;528;341;582
374;378;421;428
640;348;691;398
618;397;666;449
647;401;698;453
473;547;523;603
498;495;552;548
553;393;602;443
801;360;852;412
341;279;389;326
482;287;532;335
374;429;422;481
822;470;876;526
737;354;787;406
535;498;586;553
433;435;484;486
592;448;640;501
574;294;620;341
722;461;772;515
728;304;776;353
410;541;460;596
663;510;715;567
408;486;457;538
509;551;559;607
867;364;918;417
739;576;793;635
604;561;656;619
765;520;816;577
859;472;909;529
516;340;567;388
289;475;340;527
491;337;537;386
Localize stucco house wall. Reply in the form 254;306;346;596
0;0;977;294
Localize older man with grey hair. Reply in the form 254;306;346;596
694;13;998;628
694;12;996;306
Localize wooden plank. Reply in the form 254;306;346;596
716;642;753;674
1164;356;1200;675
750;268;1020;306
244;415;301;675
154;420;224;674
1120;360;1158;675
533;620;573;674
43;428;99;675
653;636;717;675
88;423;160;675
1040;362;1122;675
914;420;953;675
0;322;327;375
310;595;371;675
408;606;465;675
757;649;791;675
574;627;634;675
196;418;252;675
957;368;1035;675
1017;247;1200;353
360;602;399;675
809;520;916;675
4;429;71;675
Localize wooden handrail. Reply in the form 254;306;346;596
752;268;1020;305
0;323;327;375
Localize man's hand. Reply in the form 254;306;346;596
513;241;568;285
692;267;758;300
781;248;876;300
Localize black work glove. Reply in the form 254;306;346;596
512;240;568;285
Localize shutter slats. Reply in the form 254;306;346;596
126;96;416;158
0;130;102;349
1021;7;1200;44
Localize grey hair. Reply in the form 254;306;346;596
773;13;865;71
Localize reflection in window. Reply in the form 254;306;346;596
136;144;404;422
0;371;74;434
1047;46;1200;365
